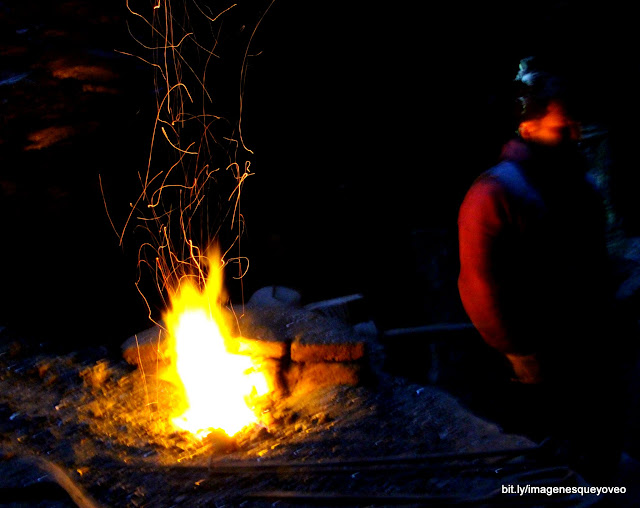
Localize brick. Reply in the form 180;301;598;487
284;362;361;396
227;335;289;360
291;341;365;363
234;306;307;341
291;330;365;362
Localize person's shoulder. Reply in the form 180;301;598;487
467;160;522;198
459;168;510;224
485;160;528;189
470;138;530;190
459;159;539;225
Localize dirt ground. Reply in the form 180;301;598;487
3;327;637;508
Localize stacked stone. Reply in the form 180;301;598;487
121;287;374;398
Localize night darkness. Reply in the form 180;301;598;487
0;0;637;351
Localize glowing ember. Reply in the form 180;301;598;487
163;248;269;438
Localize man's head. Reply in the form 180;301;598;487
515;56;580;146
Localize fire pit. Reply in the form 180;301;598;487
121;244;373;444
123;295;369;409
1;283;608;507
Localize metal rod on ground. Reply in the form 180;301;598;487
245;468;582;506
382;323;476;338
246;477;582;506
206;444;544;472
205;460;545;476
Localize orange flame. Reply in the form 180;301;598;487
163;247;269;438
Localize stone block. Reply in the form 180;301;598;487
291;333;365;363
234;306;306;341
227;336;289;360
122;302;372;399
246;286;302;309
284;362;361;396
303;293;369;324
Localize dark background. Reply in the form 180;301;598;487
0;0;637;350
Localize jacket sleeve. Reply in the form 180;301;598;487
457;177;529;355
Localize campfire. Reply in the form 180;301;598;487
161;247;271;438
118;241;373;451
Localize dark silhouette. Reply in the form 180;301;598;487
457;56;637;482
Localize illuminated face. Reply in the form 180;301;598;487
518;102;580;146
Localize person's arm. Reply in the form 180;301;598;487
457;178;541;383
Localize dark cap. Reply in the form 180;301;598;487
515;56;575;120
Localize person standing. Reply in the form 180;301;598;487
457;56;632;482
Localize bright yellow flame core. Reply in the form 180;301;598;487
164;256;269;438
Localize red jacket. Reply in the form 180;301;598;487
458;140;611;359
